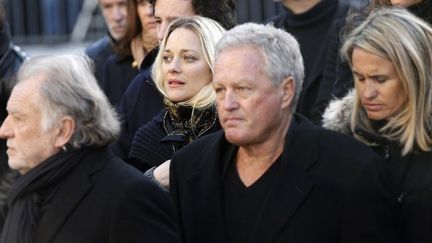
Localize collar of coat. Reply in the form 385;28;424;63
322;89;355;135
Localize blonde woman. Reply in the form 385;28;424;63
323;8;432;242
128;16;225;187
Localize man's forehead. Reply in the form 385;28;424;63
7;82;40;112
155;0;194;17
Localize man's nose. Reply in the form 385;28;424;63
157;22;168;42
0;116;12;139
112;6;125;21
221;90;239;111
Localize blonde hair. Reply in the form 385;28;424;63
342;8;432;155
152;16;225;109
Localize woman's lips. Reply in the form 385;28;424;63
168;79;185;87
363;103;383;111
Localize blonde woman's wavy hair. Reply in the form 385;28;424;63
152;16;226;109
342;8;432;155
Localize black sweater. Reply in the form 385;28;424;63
267;0;350;122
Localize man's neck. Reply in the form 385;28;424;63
235;117;292;187
282;0;322;14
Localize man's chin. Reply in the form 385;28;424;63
224;131;248;146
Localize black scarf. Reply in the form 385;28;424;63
0;148;87;243
163;100;217;149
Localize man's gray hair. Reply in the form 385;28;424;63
16;54;120;148
215;23;304;110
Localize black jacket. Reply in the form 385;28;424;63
170;114;396;243
113;48;164;159
85;35;114;86
323;90;432;242
28;147;181;243
357;129;432;243
101;53;139;107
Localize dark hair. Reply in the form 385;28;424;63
147;0;237;29
114;0;141;56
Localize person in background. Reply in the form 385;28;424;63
101;0;157;107
112;0;237;160
170;23;393;243
85;0;128;84
323;8;432;242
267;0;352;122
128;16;225;188
0;1;27;227
0;54;181;243
332;0;432;98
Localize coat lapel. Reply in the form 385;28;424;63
251;115;319;243
35;148;108;243
185;133;236;243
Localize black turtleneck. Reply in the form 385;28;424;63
280;0;337;85
267;0;350;122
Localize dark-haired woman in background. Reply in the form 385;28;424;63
101;0;157;107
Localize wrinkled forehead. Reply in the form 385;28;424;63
8;79;43;113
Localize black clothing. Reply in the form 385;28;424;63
128;105;219;172
267;0;351;122
223;155;281;243
170;114;395;243
85;35;114;86
113;48;164;159
1;149;85;243
101;54;139;107
0;22;26;220
1;146;181;243
356;128;432;243
323;92;432;242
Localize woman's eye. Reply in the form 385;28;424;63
163;56;172;63
355;76;365;82
375;77;387;83
184;55;197;62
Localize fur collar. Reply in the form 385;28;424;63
321;89;356;135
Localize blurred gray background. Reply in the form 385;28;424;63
3;0;363;56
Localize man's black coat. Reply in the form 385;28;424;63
170;115;397;243
33;147;181;243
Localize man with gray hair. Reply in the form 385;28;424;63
0;55;181;243
169;23;390;242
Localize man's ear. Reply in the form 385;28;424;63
280;76;295;110
54;116;75;148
